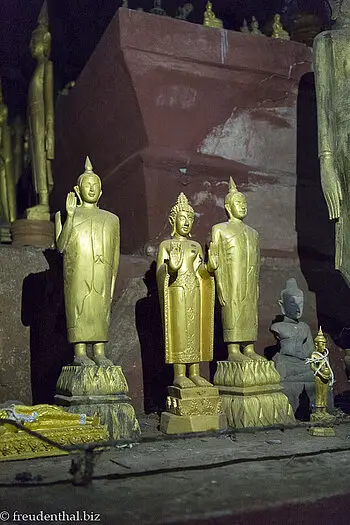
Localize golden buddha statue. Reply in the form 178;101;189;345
156;193;215;389
203;1;223;29
0;80;16;235
313;0;350;286
208;178;263;362
306;328;334;420
12;115;25;185
55;157;120;366
26;0;54;221
272;14;290;40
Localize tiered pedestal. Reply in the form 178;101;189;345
11;219;54;248
160;385;227;434
214;360;295;428
308;412;336;437
55;365;140;440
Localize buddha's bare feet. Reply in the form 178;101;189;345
173;376;195;388
93;355;114;367
228;351;250;363
243;349;265;361
73;355;95;366
190;375;213;387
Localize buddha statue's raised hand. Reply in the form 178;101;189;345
66;192;77;217
169;240;184;272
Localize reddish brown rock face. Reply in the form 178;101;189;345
52;8;312;256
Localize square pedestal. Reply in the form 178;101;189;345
55;365;140;440
214;360;295;428
160;385;227;434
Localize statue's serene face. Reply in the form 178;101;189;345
79;175;101;204
282;294;303;320
229;194;247;220
175;211;193;237
315;340;327;352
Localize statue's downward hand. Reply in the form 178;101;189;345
208;243;219;270
320;162;342;220
66;192;77;217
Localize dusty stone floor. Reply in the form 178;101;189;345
2;418;350;524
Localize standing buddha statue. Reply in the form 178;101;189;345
26;0;54;222
313;0;350;286
0;80;16;241
156;193;214;388
208;178;262;362
55;157;120;366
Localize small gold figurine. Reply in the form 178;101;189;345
156;193;215;388
55;157;120;366
250;16;262;35
0;80;16;240
208;178;262;362
203;1;223;29
306;328;334;421
26;1;54;221
271;14;290;40
240;19;250;34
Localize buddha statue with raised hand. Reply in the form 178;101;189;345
156;193;215;388
55;157;120;367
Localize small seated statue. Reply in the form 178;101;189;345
176;3;193;20
306;328;334;421
250;16;262;35
240;19;250;34
272;14;290;40
203;1;223;29
270;278;316;414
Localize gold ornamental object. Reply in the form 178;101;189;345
271;14;290;40
306;328;335;436
0;404;108;461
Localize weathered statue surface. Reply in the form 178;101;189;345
208;178;262;362
314;0;350;285
156;192;214;389
26;1;54;221
271;278;314;362
55;157;120;366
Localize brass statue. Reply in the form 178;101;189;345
306;328;334;420
156;193;215;389
12;116;25;185
208;178;262;362
203;1;223;28
272;14;290;40
0;81;16;230
55;157;120;366
250;16;263;35
313;0;350;286
26;1;54;221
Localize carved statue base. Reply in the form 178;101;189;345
214;361;295;428
0;222;11;244
55;365;140;440
309;405;336;436
160;386;227;434
0;404;108;461
11;219;54;248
